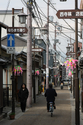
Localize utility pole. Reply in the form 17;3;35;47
68;37;75;94
46;0;49;89
12;8;15;114
54;25;56;87
81;25;83;112
27;1;32;107
75;0;80;125
33;38;36;103
70;37;72;93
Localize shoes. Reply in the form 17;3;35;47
54;105;56;109
22;110;25;112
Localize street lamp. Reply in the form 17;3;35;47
11;7;27;115
18;12;28;24
66;46;71;52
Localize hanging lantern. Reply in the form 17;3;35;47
35;70;39;75
13;66;23;76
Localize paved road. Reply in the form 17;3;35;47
9;86;71;125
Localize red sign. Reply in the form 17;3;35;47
56;9;83;19
7;27;28;33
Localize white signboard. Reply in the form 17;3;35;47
32;48;43;52
7;47;15;54
46;68;49;77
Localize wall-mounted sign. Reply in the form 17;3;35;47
56;9;83;19
32;48;43;52
7;27;28;34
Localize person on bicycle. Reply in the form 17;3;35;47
45;83;57;112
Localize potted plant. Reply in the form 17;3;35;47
9;112;15;120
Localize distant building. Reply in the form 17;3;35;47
80;0;83;38
62;65;66;81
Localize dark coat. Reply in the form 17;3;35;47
45;88;57;102
19;84;29;103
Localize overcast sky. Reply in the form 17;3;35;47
0;0;82;61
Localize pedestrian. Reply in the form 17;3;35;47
60;80;63;89
18;83;29;112
41;80;44;95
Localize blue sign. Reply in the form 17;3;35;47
7;34;15;47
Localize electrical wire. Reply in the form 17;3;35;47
20;0;67;60
33;4;43;27
20;0;81;58
49;32;66;57
34;1;73;60
34;1;43;26
43;0;81;37
36;15;77;31
44;0;75;31
50;1;81;37
34;0;80;58
49;33;66;56
21;0;46;47
36;1;80;42
3;0;11;22
71;19;82;25
21;0;27;7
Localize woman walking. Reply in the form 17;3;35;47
19;83;29;112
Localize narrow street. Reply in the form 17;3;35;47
3;86;72;125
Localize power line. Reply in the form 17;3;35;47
3;0;11;22
34;1;74;58
49;33;66;56
34;1;43;26
20;1;68;60
33;4;43;27
36;1;80;42
34;0;82;59
34;1;66;60
71;19;82;25
21;0;27;7
35;1;66;59
43;0;81;37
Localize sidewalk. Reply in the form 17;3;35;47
70;91;83;125
0;86;83;125
0;95;40;125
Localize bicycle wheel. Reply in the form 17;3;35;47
51;112;53;117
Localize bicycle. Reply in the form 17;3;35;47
49;102;53;117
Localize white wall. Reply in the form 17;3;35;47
3;69;6;88
15;46;27;53
0;13;20;37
